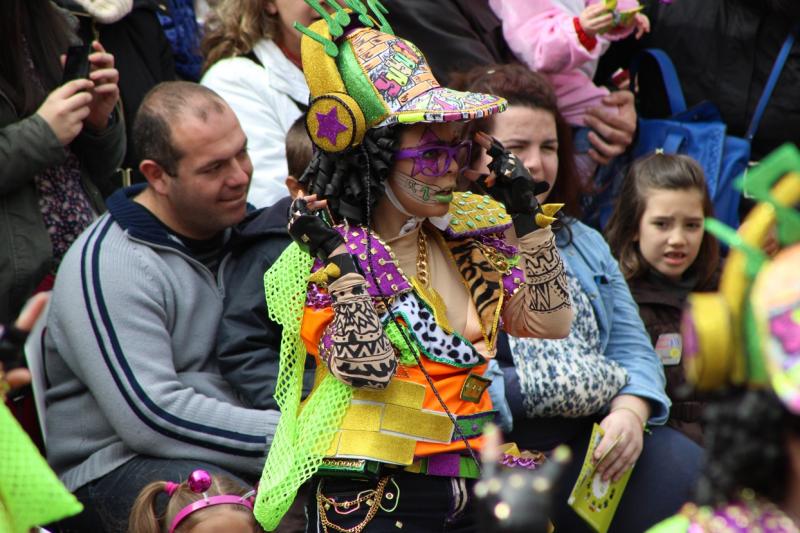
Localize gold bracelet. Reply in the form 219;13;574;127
610;406;647;430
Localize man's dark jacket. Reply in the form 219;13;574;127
216;196;315;410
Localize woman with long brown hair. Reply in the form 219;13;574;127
454;63;702;532
0;0;124;324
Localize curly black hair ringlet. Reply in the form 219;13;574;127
299;126;399;225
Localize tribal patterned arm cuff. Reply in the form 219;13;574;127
319;273;397;389
503;229;572;339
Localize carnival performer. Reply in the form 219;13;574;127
648;144;800;532
251;3;573;531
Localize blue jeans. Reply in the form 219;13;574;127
52;456;251;533
504;366;703;532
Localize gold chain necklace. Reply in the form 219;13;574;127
409;228;453;333
317;476;390;533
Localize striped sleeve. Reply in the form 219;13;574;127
51;218;278;474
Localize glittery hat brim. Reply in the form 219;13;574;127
379;87;507;126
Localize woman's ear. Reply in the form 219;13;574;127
265;0;278;16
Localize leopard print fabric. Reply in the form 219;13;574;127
509;269;628;418
383;292;485;368
321;274;397;389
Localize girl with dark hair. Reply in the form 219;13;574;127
453;63;702;532
606;153;720;444
0;0;125;324
648;147;800;531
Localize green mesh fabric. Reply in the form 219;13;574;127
383;319;419;366
254;244;354;531
0;402;82;532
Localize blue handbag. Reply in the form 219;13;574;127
629;28;797;228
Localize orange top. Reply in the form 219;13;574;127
300;304;492;457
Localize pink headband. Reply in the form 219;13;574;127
165;470;255;533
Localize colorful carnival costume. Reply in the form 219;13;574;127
253;2;572;531
648;145;800;533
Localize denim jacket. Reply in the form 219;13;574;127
489;220;670;427
558;220;669;424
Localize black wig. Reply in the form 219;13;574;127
299;126;398;225
696;388;800;506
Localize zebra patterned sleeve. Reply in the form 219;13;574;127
319;273;397;389
502;228;572;340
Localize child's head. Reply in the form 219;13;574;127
606;153;719;286
128;470;259;533
285;114;312;199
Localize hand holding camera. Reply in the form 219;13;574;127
35;41;119;145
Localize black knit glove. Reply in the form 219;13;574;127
0;324;28;371
478;135;560;236
287;197;345;262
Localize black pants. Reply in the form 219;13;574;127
307;471;477;533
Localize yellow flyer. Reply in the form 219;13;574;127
567;423;634;533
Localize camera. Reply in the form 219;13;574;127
61;43;91;84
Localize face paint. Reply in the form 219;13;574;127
396;170;454;205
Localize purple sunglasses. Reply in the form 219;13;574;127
394;140;473;178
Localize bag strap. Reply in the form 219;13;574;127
746;23;799;140
630;48;687;115
241;50;309;114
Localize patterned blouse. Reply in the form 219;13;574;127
509;268;628;418
26;42;96;267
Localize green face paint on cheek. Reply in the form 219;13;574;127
396;171;453;206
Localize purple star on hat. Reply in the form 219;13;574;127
316;106;348;145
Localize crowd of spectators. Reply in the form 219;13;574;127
1;0;799;532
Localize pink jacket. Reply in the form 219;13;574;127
490;0;638;127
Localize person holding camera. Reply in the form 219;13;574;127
0;0;125;325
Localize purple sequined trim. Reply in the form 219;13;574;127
500;454;542;470
444;222;513;239
478;233;518;256
307;226;411;302
307;283;332;309
502;265;525;297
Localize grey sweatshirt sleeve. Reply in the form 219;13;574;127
45;218;279;478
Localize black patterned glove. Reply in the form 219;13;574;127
0;324;28;371
479;136;563;236
287;197;345;262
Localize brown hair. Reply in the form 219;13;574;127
127;475;257;533
604;153;720;288
201;0;278;75
449;63;585;219
285;114;313;178
133;82;227;176
0;0;74;116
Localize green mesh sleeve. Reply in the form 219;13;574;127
254;243;354;531
383;319;419;366
0;402;83;532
